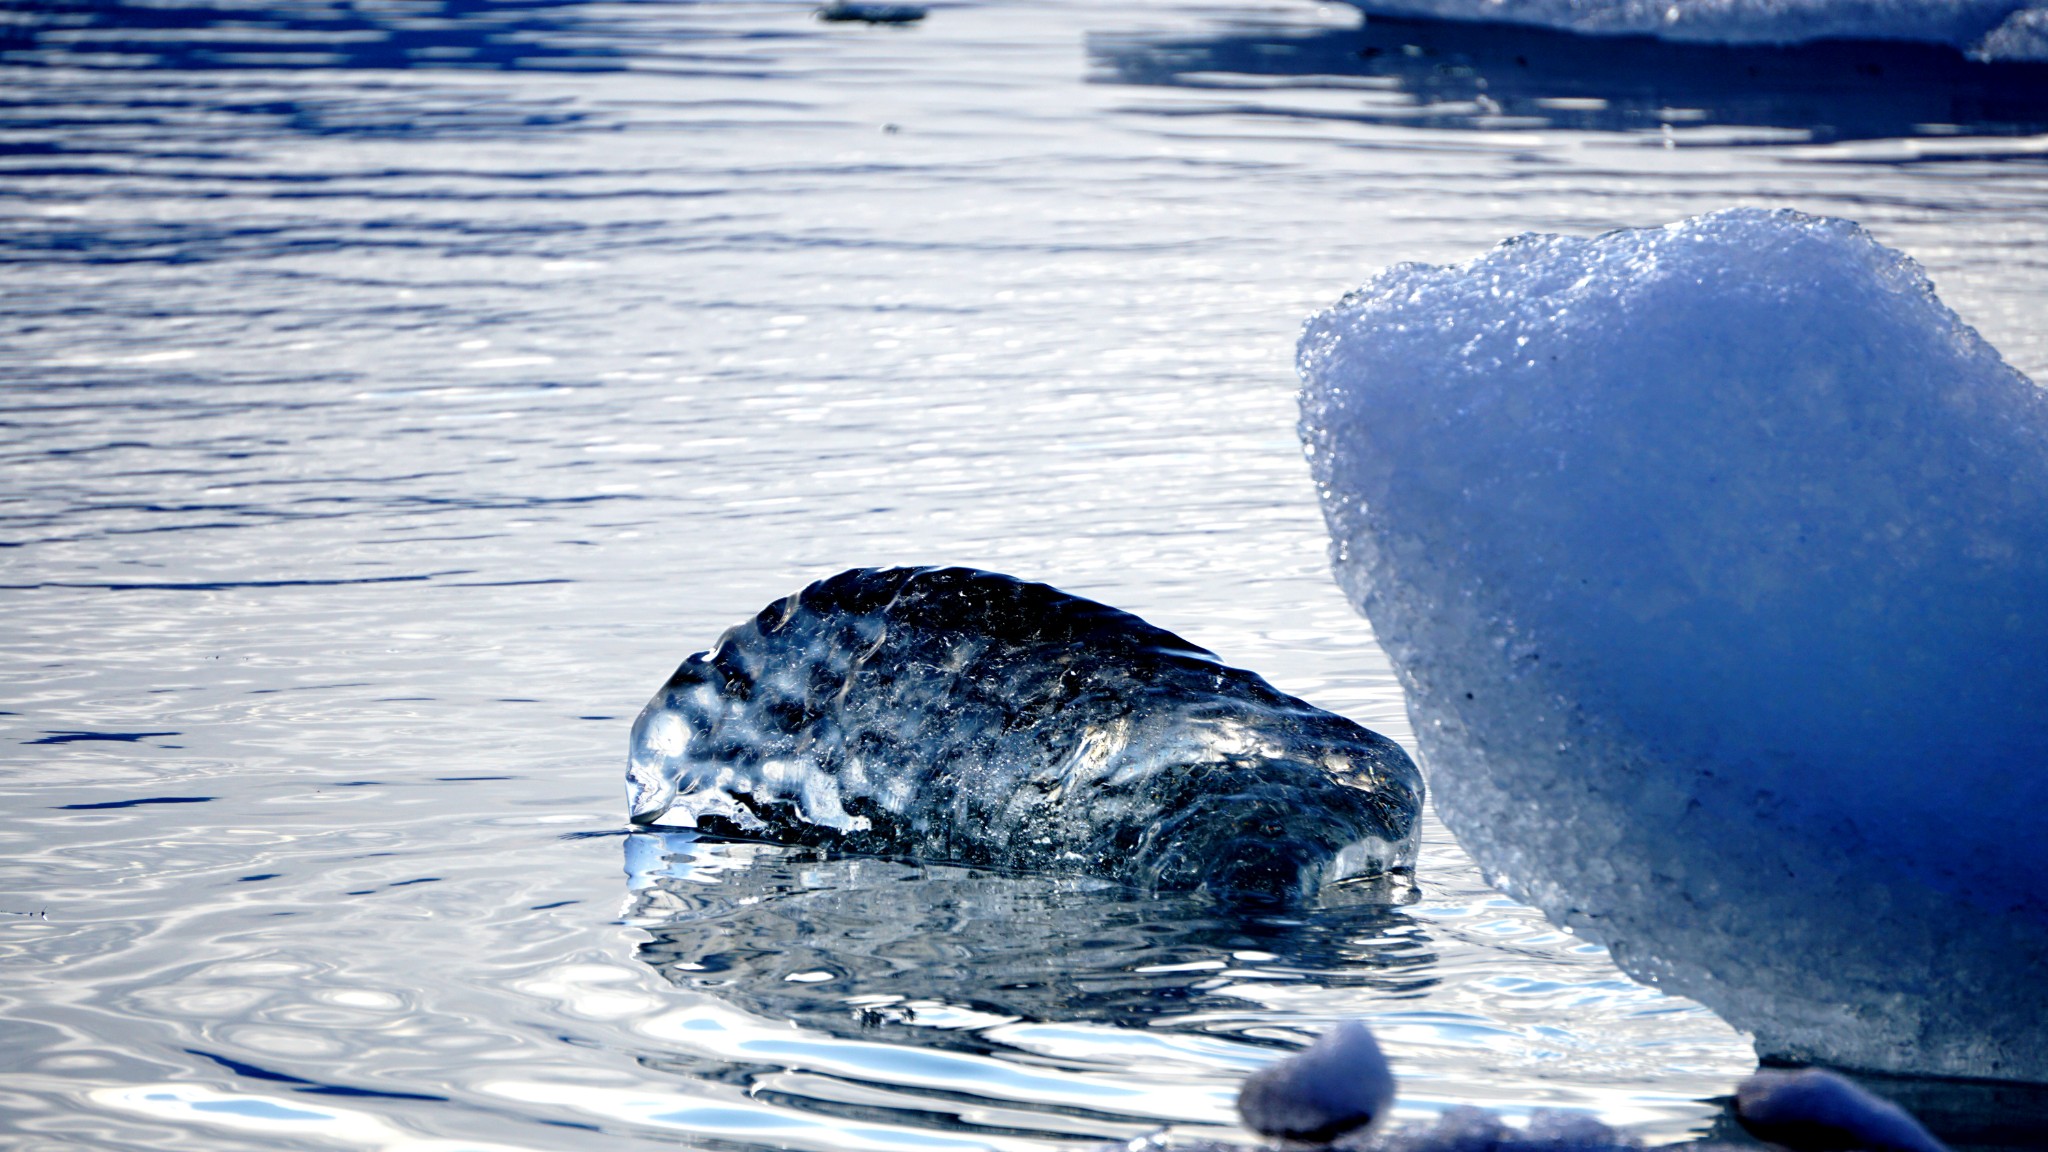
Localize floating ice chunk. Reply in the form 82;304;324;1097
1346;0;2048;58
816;0;927;24
627;567;1422;901
1298;208;2048;1080
1237;1021;1396;1143
1736;1069;1949;1152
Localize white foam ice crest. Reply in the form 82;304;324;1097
1975;6;2048;58
1346;0;2048;60
1298;207;2048;1082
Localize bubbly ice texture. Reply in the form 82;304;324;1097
627;567;1423;901
1977;6;2048;58
1346;0;2048;59
1298;208;2048;1081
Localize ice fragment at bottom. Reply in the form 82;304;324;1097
1298;207;2048;1081
628;566;1422;901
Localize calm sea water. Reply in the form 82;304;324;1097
6;1;2048;1148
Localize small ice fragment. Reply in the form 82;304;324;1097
1735;1069;1949;1152
1364;1106;1507;1152
1237;1020;1395;1143
816;1;927;24
1341;1104;1642;1151
1520;1110;1638;1147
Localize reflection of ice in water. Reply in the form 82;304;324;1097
624;830;1432;1038
1302;207;2048;1083
620;830;1750;1143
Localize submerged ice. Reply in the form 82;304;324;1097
1299;208;2048;1081
1347;0;2048;60
628;566;1422;900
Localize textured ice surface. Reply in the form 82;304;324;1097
628;567;1422;901
1299;208;2048;1080
1977;6;2048;58
1346;0;2048;59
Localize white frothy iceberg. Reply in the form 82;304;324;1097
1348;0;2048;60
1298;207;2048;1081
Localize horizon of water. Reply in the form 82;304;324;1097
6;0;2048;1149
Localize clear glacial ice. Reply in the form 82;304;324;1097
1346;0;2048;59
1298;208;2048;1081
627;567;1423;901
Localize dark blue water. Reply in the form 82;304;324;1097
5;1;2047;1147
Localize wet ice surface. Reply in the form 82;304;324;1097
629;566;1421;900
1299;209;2048;1085
6;0;2048;1148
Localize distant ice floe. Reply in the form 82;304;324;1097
1347;0;2048;59
1299;208;2048;1082
628;566;1422;902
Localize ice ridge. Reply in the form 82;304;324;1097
627;566;1423;901
1298;208;2048;1080
1346;0;2048;60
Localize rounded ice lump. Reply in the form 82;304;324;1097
1298;208;2048;1081
627;566;1422;901
1237;1021;1395;1143
1345;0;2048;60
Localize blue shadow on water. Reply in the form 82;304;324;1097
54;795;209;809
185;1049;449;1103
0;0;788;158
1090;12;2048;145
30;730;181;747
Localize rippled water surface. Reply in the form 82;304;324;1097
6;1;2048;1148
